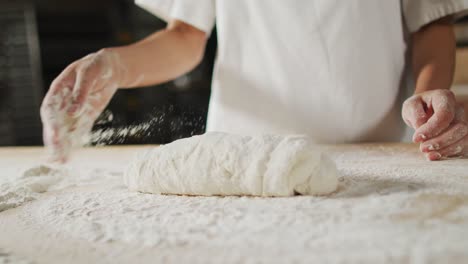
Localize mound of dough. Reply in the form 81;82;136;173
124;132;339;197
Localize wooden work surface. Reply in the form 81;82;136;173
0;143;466;168
0;143;434;161
0;144;467;264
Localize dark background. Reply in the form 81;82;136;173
0;0;216;146
1;0;468;146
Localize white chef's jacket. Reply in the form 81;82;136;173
136;0;468;143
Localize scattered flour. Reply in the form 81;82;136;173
90;119;156;145
125;132;339;197
28;188;468;263
0;165;65;212
0;145;468;263
0;248;33;264
0;163;123;213
22;165;63;178
40;49;146;161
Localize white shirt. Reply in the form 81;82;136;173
136;0;468;143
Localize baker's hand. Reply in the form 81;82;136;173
40;49;127;163
402;89;468;161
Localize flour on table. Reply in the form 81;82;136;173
1;145;468;263
0;162;124;213
21;165;63;178
0;248;33;264
125;132;339;197
0;165;66;212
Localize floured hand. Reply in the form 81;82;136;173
40;49;127;163
402;89;468;161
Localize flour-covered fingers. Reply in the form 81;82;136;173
91;83;118;111
426;145;458;161
42;124;57;148
414;90;456;142
69;52;120;116
39;50;124;163
52;139;72;163
47;63;78;111
49;62;77;96
40;103;61;146
426;136;468;161
419;122;468;152
455;103;466;122
44;128;68;163
69;66;97;115
402;96;430;129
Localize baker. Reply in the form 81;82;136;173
40;0;468;162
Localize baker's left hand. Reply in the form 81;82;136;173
402;89;468;161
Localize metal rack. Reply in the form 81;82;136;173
0;0;43;145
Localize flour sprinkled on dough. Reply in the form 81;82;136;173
125;132;339;197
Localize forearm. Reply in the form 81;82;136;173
411;17;456;94
106;21;207;88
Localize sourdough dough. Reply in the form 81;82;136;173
124;132;339;197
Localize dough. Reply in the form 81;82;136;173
124;132;339;197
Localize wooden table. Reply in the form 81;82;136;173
0;144;467;264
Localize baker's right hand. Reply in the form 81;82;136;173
40;49;127;163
